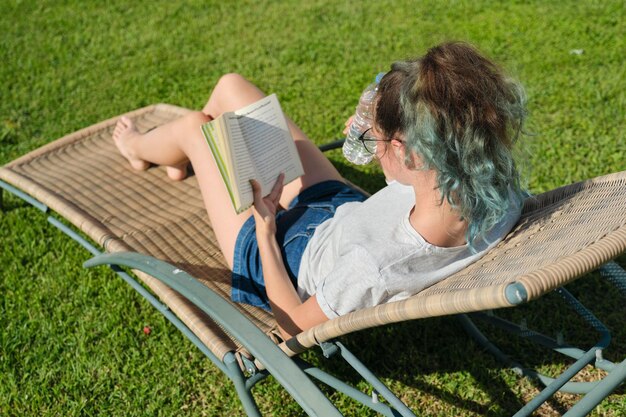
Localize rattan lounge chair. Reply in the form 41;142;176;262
1;104;625;416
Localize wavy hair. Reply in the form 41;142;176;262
375;42;527;249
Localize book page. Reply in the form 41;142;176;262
202;94;305;213
233;94;304;199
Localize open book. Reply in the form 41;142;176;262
200;94;304;214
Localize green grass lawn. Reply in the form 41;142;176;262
1;0;625;415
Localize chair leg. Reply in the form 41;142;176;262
295;358;405;417
563;357;626;417
224;353;262;417
599;261;626;296
458;280;625;416
333;341;417;417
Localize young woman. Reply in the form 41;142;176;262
112;41;526;339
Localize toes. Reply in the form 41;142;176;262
113;117;135;141
113;125;121;140
120;116;133;130
113;119;126;139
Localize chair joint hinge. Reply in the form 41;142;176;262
319;341;339;358
241;355;258;375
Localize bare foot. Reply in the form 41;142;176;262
112;116;150;171
113;116;189;180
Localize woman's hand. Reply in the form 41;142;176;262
250;173;285;235
250;172;329;339
342;115;355;135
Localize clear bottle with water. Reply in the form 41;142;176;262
342;73;385;165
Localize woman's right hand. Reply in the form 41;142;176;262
342;115;354;136
250;173;284;236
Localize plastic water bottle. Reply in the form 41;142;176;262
342;72;385;165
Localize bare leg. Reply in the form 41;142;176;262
112;73;344;268
113;110;250;268
202;74;344;208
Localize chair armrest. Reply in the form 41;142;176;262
84;251;342;417
318;139;345;152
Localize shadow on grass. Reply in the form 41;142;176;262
0;188;34;212
305;268;626;416
168;255;626;416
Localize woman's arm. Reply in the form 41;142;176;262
250;176;328;340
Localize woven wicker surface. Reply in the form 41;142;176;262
2;104;625;361
0;104;277;360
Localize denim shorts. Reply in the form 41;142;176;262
231;180;368;310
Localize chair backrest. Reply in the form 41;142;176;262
284;171;626;355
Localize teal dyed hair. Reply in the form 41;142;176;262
375;42;527;249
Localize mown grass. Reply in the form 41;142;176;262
1;0;625;416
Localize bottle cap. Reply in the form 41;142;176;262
375;72;386;84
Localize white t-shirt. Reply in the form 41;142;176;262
297;181;521;319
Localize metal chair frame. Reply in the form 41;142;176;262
2;139;625;416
